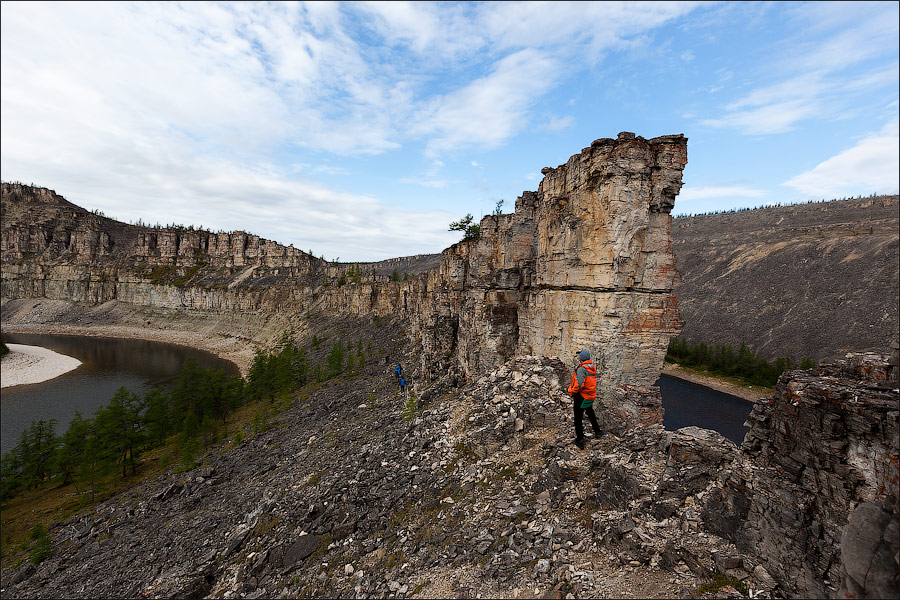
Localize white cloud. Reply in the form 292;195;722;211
700;2;899;135
413;49;560;155
0;1;703;259
783;121;900;198
542;116;575;132
356;1;485;60
477;1;698;56
702;99;822;135
398;177;449;189
1;137;458;260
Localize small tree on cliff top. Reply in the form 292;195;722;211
449;214;480;242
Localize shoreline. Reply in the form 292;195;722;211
1;323;252;376
2;321;768;401
660;362;771;403
1;344;83;388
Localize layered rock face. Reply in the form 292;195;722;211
698;350;900;598
409;133;686;409
2;133;687;404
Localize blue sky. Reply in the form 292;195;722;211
2;1;897;261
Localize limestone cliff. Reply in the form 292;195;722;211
403;133;685;411
2;132;686;403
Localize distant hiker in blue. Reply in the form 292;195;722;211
399;377;406;393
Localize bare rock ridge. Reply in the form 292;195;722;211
404;132;686;414
672;195;899;363
2;132;687;407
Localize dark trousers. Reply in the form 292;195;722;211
572;393;600;439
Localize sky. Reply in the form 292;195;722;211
1;1;898;262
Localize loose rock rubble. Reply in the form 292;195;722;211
2;341;896;599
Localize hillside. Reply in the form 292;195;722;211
671;196;899;363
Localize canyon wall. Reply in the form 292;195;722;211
4;140;900;599
1;132;686;405
699;349;900;598
672;195;899;363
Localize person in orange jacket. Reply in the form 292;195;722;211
568;349;602;449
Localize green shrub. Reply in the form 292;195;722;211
27;525;52;565
402;395;418;421
696;573;748;596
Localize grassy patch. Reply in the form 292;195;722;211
384;549;405;571
402;394;418;421
411;579;430;597
303;469;329;489
696;573;748;596
27;524;52;565
252;515;280;538
148;264;177;284
174;262;207;287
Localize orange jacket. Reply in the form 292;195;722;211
568;360;597;399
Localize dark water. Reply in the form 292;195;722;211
657;374;753;445
1;333;239;455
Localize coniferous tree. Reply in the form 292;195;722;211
57;412;90;488
22;419;58;489
142;387;172;446
326;341;345;378
0;436;26;499
170;358;202;421
81;428;104;503
93;388;143;478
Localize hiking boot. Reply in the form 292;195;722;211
592;429;604;438
574;437;586;450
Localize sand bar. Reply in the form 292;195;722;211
1;344;83;388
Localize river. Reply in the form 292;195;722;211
0;333;239;455
1;333;752;455
658;374;752;444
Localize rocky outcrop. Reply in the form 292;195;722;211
2;132;687;403
697;350;900;598
4;326;711;600
838;496;899;599
407;132;686;409
672;195;900;363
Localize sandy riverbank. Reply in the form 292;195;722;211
661;362;772;403
2;323;253;376
1;344;83;388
